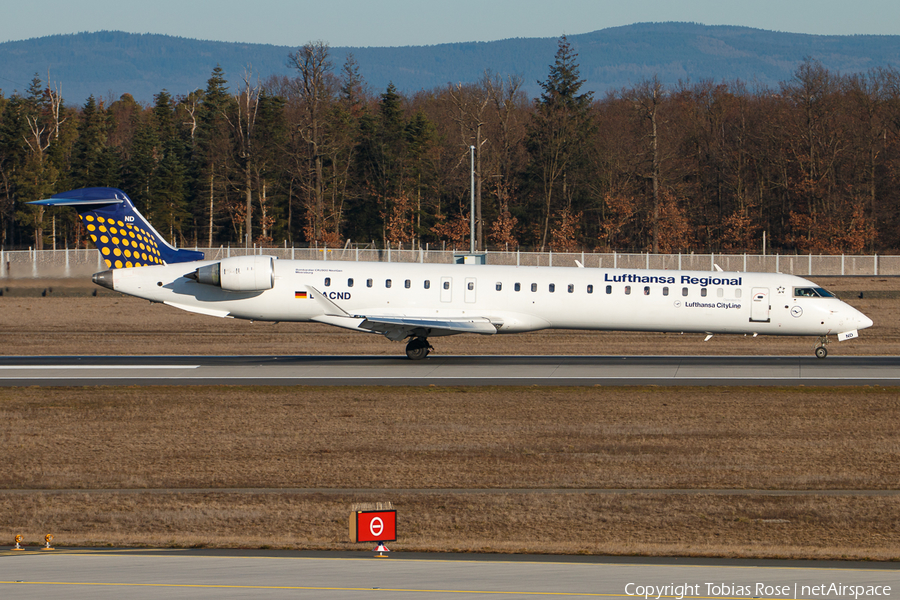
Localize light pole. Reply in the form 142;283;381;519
469;145;475;254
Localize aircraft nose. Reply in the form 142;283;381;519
859;313;874;330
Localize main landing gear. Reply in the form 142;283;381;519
405;337;433;360
814;336;829;359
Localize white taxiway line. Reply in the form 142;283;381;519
0;365;200;370
3;375;899;381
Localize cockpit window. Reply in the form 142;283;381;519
794;287;836;298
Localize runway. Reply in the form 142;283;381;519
0;354;899;386
1;548;897;600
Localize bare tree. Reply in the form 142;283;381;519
288;41;335;243
231;71;261;247
628;76;665;253
448;81;490;250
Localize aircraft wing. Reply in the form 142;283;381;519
358;316;500;338
305;285;501;339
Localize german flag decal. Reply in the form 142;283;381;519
295;291;308;299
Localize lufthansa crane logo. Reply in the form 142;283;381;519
790;306;803;318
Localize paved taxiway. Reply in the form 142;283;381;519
1;355;899;386
1;549;897;600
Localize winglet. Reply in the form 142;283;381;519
30;187;205;268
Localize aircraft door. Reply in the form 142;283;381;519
464;277;476;303
440;277;452;303
750;287;770;322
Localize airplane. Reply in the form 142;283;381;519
32;187;873;360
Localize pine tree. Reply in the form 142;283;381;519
526;36;595;250
70;96;118;188
194;67;234;245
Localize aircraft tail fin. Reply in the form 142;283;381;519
30;187;204;268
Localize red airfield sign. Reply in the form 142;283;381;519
350;510;397;543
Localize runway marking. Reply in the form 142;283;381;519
0;580;620;596
0;581;887;599
5;550;896;572
0;365;200;370
1;374;898;380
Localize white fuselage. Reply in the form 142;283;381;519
104;258;872;341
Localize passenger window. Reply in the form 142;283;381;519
424;280;430;289
735;289;742;298
625;286;631;295
324;277;331;287
606;285;612;294
682;287;689;296
514;283;521;292
531;283;537;292
443;281;450;290
587;285;593;294
663;287;669;296
549;283;555;293
405;279;411;289
386;279;392;288
367;279;373;288
348;278;354;287
701;288;708;297
644;286;650;295
496;282;502;291
568;284;574;293
717;288;724;298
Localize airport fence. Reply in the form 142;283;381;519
1;246;897;279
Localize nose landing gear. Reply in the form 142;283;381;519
814;336;829;359
405;337;433;360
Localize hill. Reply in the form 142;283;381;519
1;23;899;105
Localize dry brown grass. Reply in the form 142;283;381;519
3;492;899;560
1;386;899;559
1;386;899;490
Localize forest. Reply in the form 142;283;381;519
2;36;900;255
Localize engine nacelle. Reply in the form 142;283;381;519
189;255;275;291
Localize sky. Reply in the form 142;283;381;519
3;0;898;47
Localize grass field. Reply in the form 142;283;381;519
1;385;898;559
0;277;898;559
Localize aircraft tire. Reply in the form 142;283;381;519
405;338;430;360
815;346;828;359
